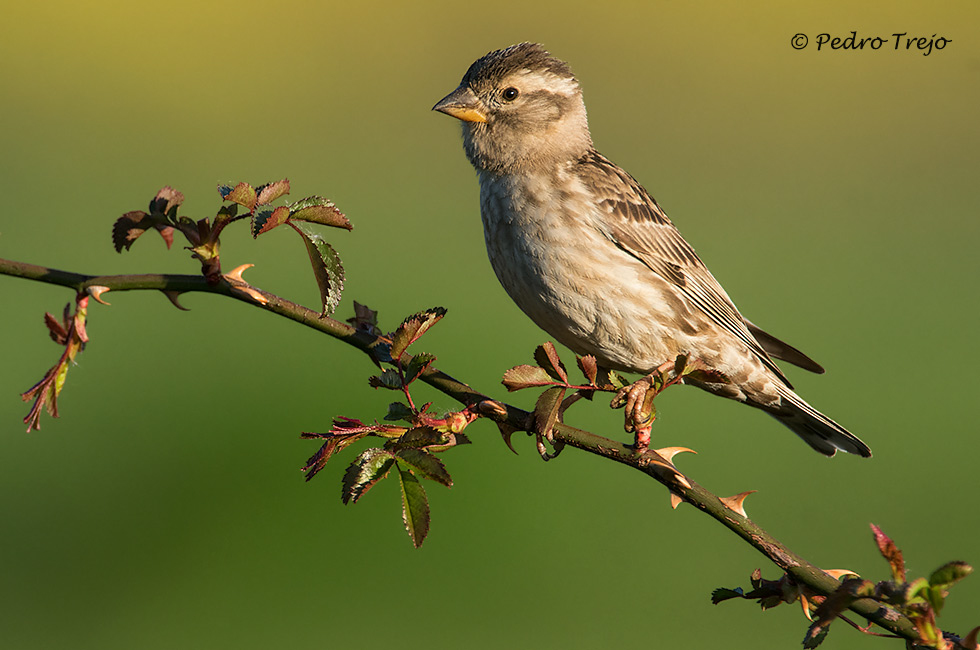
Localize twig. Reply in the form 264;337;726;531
0;257;923;643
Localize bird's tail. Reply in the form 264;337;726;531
769;387;872;458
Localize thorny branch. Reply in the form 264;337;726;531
0;181;973;648
0;255;940;645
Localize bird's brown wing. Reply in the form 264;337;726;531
577;150;797;386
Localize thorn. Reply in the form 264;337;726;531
673;473;692;489
238;286;269;305
719;491;756;517
653;446;697;464
224;263;254;284
963;626;979;650
86;285;111;305
824;569;860;581
669;491;683;509
478;399;508;420
800;593;814;621
495;423;519;455
162;290;190;311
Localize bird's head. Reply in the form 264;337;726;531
433;43;592;175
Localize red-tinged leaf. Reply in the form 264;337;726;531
112;210;152;252
341;448;396;504
327;416;366;432
396;462;430;548
389;308;447;361
502;364;557;391
44;311;68;344
158;226;174;249
870;523;906;582
289;196;352;231
301;436;342;481
256;179;290;205
394;448;452;487
252;205;291;237
577;355;598;386
534;386;566;442
222;182;257;211
291;221;345;316
150;186;184;217
534;342;568;383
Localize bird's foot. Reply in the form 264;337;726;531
612;359;678;452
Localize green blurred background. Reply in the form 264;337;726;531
1;1;977;648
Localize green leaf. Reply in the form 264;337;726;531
403;352;435;385
534;386;566;442
291;221;345;316
501;364;557;391
369;369;402;390
605;369;628;390
255;179;290;205
389;308;447;361
394;448;452;487
395;427;446;449
288;196;352;230
252;205;290;237
534;342;568;383
341;448;395;504
212;203;239;230
710;587;744;604
396;462;430;548
870;524;906;582
222;182;257;211
929;561;973;588
384;401;415;422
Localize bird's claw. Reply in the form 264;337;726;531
535;431;565;461
614;359;677;452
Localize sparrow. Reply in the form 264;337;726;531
433;43;871;457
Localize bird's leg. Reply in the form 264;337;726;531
614;359;677;452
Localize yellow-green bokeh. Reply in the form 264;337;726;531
1;2;977;648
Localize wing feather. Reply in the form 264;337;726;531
577;150;795;386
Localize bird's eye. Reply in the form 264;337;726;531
502;87;520;101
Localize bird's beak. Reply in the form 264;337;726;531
432;85;488;123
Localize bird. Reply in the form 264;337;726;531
432;43;871;458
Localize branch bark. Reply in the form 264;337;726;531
0;256;923;643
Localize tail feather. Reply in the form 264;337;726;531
770;388;872;458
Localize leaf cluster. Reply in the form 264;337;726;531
301;306;475;547
713;524;977;649
113;180;351;314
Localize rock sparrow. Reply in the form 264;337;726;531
433;43;870;457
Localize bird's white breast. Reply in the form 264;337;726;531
477;166;696;372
